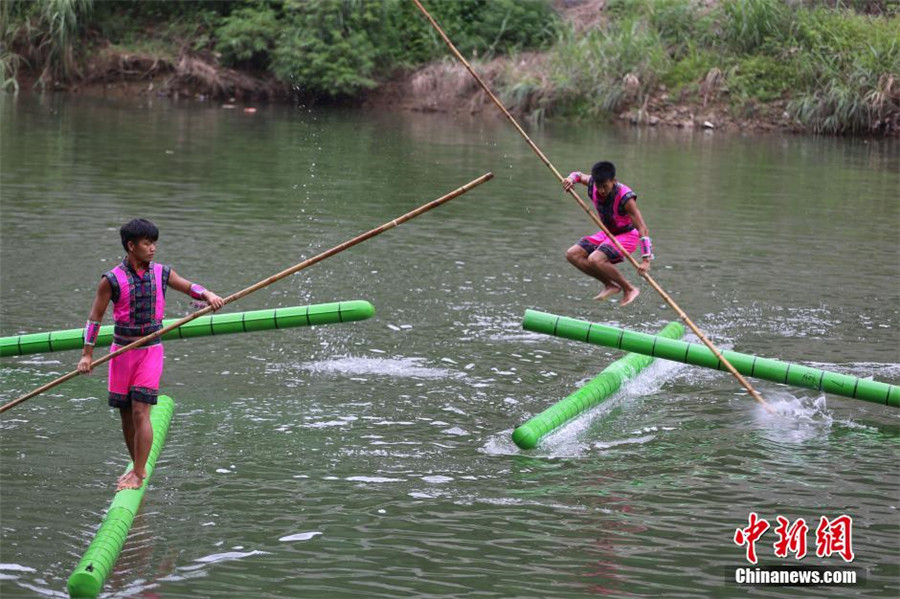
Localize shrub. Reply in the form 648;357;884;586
218;0;559;98
216;6;279;70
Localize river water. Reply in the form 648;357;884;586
1;94;898;598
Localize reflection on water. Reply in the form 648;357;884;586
1;94;898;598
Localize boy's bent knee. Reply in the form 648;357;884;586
566;245;587;264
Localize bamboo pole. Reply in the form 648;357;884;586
410;0;772;412
0;173;494;415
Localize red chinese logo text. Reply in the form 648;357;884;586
815;515;854;562
734;513;854;563
773;516;809;559
734;512;770;564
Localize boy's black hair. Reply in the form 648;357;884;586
591;161;616;183
120;218;159;252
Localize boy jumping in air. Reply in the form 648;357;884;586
77;219;224;491
563;161;653;307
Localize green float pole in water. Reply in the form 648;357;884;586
0;301;375;357
67;395;175;599
513;322;684;450
522;309;900;408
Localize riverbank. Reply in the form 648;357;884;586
3;0;898;135
363;57;797;134
372;0;899;135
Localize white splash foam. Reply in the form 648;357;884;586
479;431;521;456
0;564;36;573
755;391;834;443
180;550;269;571
299;356;462;379
279;531;322;542
408;491;436;499
422;475;454;484
594;434;656;449
303;420;351;428
441;427;470;436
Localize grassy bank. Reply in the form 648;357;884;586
2;0;897;135
1;0;557;98
500;0;899;134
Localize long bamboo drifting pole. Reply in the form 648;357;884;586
410;0;771;412
0;173;493;415
1;301;375;357
522;310;900;408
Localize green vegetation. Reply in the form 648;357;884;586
218;0;558;97
503;0;899;133
2;0;897;134
1;0;557;98
2;0;94;91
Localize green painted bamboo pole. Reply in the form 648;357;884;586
1;301;375;357
67;395;176;599
522;309;899;408
513;322;684;450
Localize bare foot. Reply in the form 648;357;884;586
117;471;144;491
619;287;641;307
117;471;130;484
593;285;622;301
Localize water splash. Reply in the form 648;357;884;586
298;356;463;379
180;550;270;572
755;391;834;443
278;531;322;542
484;355;689;458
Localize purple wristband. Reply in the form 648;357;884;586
640;236;654;260
189;283;207;300
84;320;101;346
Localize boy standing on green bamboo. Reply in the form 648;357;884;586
78;219;223;490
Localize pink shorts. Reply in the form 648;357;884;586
108;343;164;408
579;229;640;264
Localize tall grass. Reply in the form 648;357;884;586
2;0;93;89
534;16;670;116
500;0;899;134
787;6;900;132
45;0;92;77
1;0;22;91
721;0;792;54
